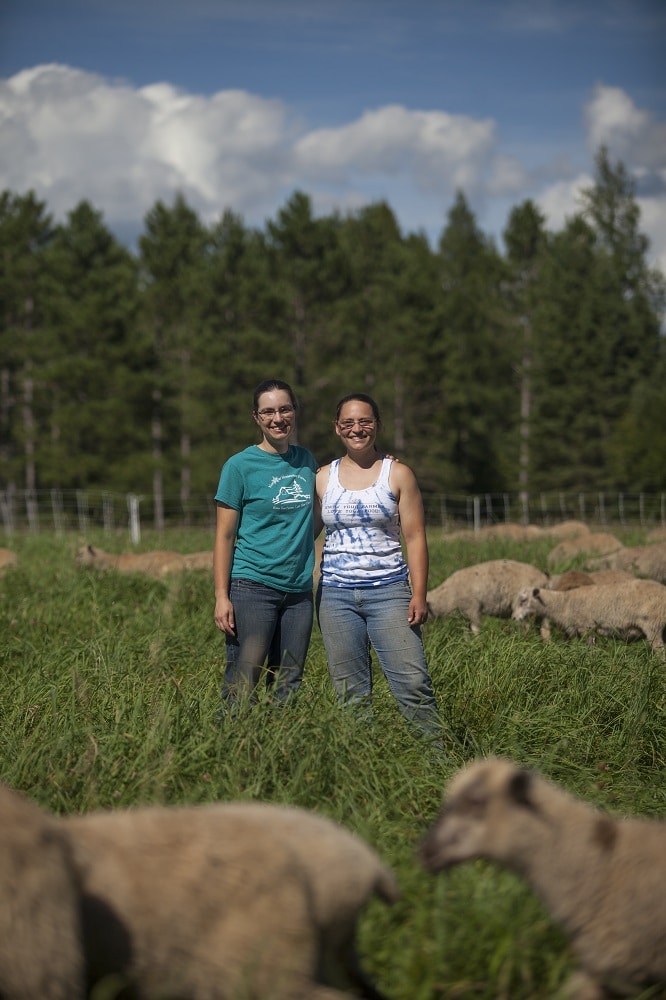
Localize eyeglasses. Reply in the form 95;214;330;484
337;418;375;429
256;405;295;421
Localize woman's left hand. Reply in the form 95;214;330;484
408;596;429;626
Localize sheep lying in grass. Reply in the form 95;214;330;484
0;784;84;1000
426;559;549;634
418;757;666;1000
62;798;398;1000
76;544;212;579
547;532;624;569
0;547;18;572
586;540;666;585
512;578;666;656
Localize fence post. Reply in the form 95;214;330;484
127;494;142;545
473;496;481;533
50;489;64;535
598;492;606;525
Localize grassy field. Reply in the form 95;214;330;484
1;528;665;1000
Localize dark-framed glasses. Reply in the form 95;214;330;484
256;405;295;421
337;418;375;429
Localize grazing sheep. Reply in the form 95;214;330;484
0;547;18;572
586;541;666;585
77;544;191;579
426;559;549;634
646;526;666;543
0;784;84;1000
63;799;398;1000
547;533;624;569
419;757;666;1000
548;569;634;591
512;579;666;655
179;550;214;572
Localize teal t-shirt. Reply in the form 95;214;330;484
215;444;317;592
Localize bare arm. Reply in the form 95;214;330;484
214;503;239;635
314;466;330;539
392;463;429;625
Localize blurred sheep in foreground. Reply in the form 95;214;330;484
419;757;666;1000
426;559;549;634
512;578;666;656
62;798;399;1000
0;783;84;1000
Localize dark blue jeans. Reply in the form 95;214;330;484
221;579;313;705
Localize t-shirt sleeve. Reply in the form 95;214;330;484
215;456;244;509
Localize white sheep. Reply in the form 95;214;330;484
512;578;666;655
547;532;624;569
0;783;85;1000
419;757;666;1000
586;540;666;585
63;799;399;999
426;559;550;634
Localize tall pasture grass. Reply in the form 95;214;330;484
1;528;665;999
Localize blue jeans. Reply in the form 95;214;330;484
316;581;441;739
221;579;313;705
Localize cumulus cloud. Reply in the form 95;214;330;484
0;65;664;272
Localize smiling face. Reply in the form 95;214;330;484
335;398;380;454
253;388;296;452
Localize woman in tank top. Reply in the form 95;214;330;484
315;393;442;742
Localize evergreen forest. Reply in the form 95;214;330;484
1;147;665;522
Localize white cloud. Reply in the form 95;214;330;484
0;65;664;274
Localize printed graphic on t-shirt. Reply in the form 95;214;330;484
270;473;312;508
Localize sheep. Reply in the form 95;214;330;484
586;541;666;585
76;543;184;578
426;559;550;634
512;578;666;655
418;756;666;1000
0;547;18;572
179;550;214;571
547;532;624;569
0;783;85;1000
547;569;634;591
62;798;399;1000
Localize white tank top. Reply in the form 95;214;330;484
320;457;408;588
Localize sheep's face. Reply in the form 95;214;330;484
418;758;541;872
76;544;97;565
511;588;544;621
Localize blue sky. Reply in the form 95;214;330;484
1;0;665;269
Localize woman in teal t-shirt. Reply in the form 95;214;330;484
214;379;318;706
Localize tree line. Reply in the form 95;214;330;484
1;147;664;528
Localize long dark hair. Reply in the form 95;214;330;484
335;392;381;423
252;379;297;413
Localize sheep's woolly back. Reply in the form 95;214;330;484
76;544;199;579
419;757;666;997
64;800;398;999
0;784;84;999
547;532;624;569
586;540;666;584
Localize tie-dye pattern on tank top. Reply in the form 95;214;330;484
320;457;409;588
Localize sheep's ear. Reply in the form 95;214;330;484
87;544;95;555
532;587;540;597
508;769;534;809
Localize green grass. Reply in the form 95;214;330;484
1;529;665;999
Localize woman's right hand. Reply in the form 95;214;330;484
214;596;236;635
